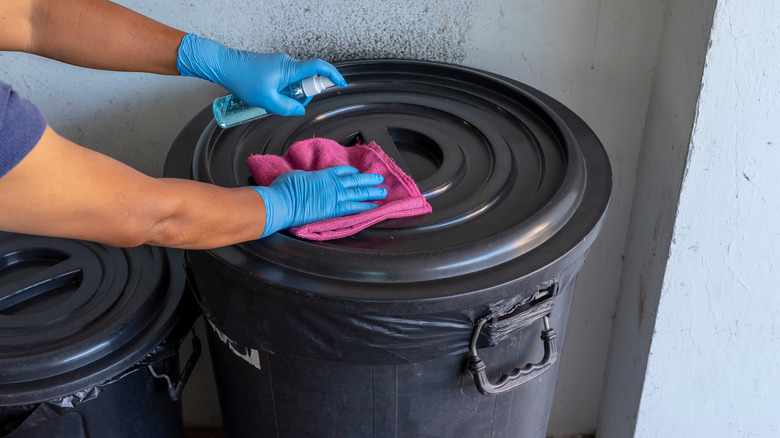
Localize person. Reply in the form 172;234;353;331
0;0;386;249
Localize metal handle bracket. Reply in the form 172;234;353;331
148;329;202;402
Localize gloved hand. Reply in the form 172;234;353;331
176;33;347;116
250;166;387;238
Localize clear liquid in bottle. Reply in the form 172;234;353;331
212;76;335;129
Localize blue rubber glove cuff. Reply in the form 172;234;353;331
177;33;227;83
250;186;291;239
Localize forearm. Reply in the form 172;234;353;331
145;179;268;249
1;0;185;74
0;127;266;249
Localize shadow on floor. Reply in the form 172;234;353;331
184;427;225;438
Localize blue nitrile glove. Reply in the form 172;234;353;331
176;33;347;116
250;166;387;238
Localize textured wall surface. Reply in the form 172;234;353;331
0;1;666;434
631;1;780;436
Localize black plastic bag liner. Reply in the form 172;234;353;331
165;59;612;438
189;257;573;365
0;232;199;438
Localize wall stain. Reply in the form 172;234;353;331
593;0;602;52
638;273;646;329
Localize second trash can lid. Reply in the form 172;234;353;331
0;232;188;405
165;59;611;310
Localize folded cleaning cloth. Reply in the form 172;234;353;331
247;138;432;241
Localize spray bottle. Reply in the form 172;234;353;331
212;75;336;129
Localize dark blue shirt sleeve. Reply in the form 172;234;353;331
0;80;47;179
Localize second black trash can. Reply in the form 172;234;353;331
0;232;199;438
165;60;612;438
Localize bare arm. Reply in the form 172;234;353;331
0;126;266;249
0;1;262;248
0;0;379;248
0;0;185;74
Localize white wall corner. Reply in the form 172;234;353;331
633;0;780;435
596;1;717;436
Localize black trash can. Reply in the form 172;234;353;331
0;232;200;438
165;60;612;438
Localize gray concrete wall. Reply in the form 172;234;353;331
0;1;668;434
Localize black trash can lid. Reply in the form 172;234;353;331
0;232;187;405
165;60;611;308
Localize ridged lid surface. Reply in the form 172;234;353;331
165;60;611;305
0;232;186;404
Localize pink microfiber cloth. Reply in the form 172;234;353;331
247;138;432;241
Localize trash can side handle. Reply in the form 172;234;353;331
467;315;558;396
147;329;202;403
